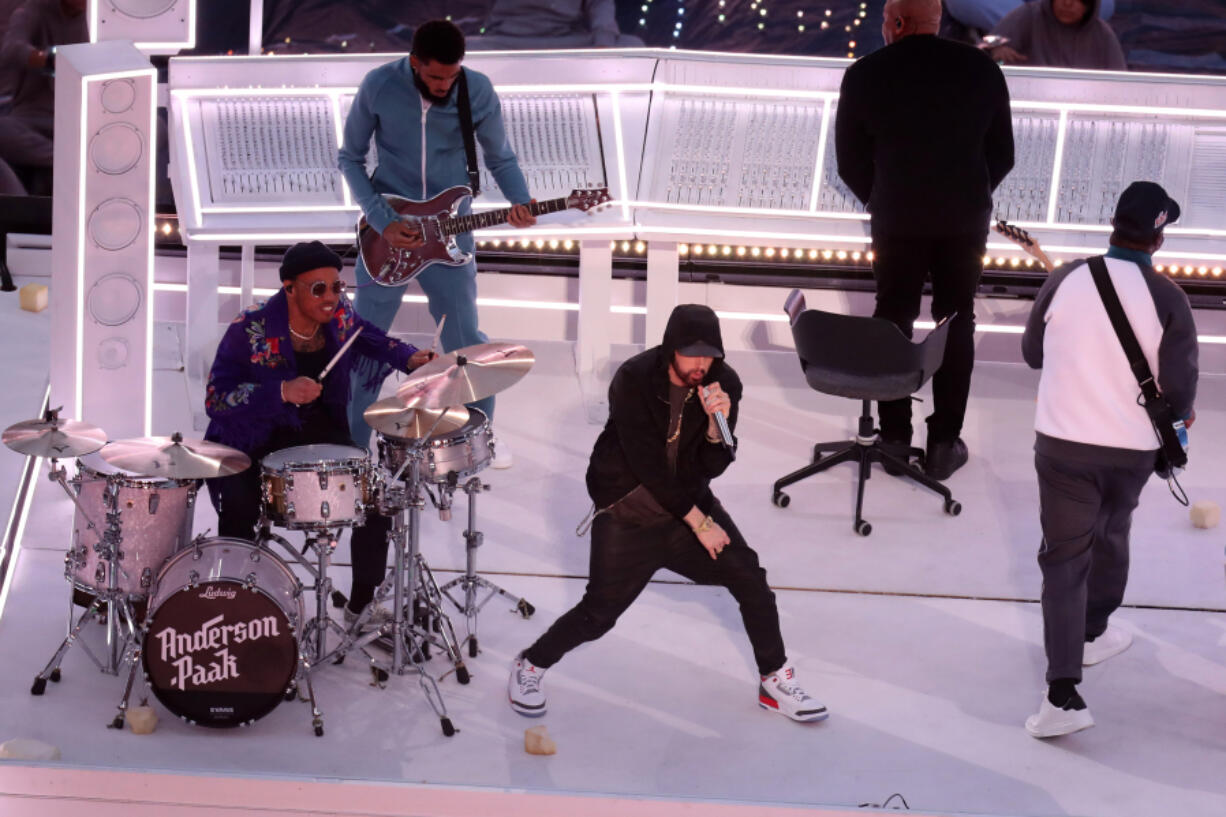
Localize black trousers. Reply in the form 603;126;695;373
870;230;987;444
524;502;787;677
206;433;391;607
1035;452;1151;683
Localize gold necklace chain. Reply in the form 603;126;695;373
665;388;694;444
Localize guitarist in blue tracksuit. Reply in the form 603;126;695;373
338;19;536;466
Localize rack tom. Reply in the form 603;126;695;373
378;407;493;484
260;444;371;530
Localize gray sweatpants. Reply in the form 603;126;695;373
1035;451;1151;683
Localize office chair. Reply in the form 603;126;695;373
772;290;961;536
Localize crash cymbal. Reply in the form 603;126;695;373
2;416;107;459
395;342;534;410
99;432;250;479
364;399;469;439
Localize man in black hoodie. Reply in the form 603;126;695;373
836;0;1014;480
507;304;827;723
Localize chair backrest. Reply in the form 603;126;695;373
783;289;952;402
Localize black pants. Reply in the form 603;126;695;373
206;433;391;609
1035;452;1151;683
524;502;787;677
870;230;987;444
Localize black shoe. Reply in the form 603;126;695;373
878;438;913;476
925;438;969;481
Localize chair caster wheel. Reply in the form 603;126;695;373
109;715;124;730
854;519;872;537
284;686;297;701
456;664;471;685
944;500;962;516
468;637;479;658
516;599;535;619
49;669;61;683
441;717;456;737
332;653;346;665
313;722;324;737
772;491;790;509
372;667;389;684
30;677;47;696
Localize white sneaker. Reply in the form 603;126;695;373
1083;624;1132;666
491;434;513;469
343;603;393;632
1025;694;1094;738
508;654;547;717
759;665;828;722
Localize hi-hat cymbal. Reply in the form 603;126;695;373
395;342;534;410
2;417;107;459
100;433;250;479
364;399;469;439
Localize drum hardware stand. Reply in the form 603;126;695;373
32;463;143;696
436;476;535;658
258;524;351;666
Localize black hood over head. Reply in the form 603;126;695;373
661;304;725;360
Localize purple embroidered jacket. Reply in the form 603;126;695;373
204;288;418;454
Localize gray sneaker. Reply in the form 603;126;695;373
343;603;393;632
508;653;547;717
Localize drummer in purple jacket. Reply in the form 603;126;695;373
204;241;434;626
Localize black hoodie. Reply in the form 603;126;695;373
585;306;742;519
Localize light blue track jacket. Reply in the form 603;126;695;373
338;59;531;249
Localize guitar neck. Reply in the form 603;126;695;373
444;197;570;236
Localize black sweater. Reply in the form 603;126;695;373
586;348;740;519
835;35;1015;236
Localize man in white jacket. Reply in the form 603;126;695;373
1020;181;1198;738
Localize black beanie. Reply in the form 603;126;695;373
279;241;342;281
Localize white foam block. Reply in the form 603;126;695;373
18;283;47;313
1190;500;1221;530
0;738;60;761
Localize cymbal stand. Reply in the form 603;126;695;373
32;463;142;699
437;476;534;658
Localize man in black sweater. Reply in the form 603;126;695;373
507;305;827;723
835;0;1014;479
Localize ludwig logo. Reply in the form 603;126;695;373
199;586;237;600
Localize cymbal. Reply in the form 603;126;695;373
100;433;251;479
396;342;534;410
2;417;107;459
364;399;469;439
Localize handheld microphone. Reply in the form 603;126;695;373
702;386;735;453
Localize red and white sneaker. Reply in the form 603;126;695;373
508;653;547;717
759;665;828;722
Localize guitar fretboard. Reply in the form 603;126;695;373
444;197;570;236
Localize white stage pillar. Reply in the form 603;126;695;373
645;241;679;346
184;242;220;431
49;41;156;438
576;239;613;423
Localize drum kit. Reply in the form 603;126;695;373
1;341;535;739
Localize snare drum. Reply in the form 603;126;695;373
143;537;303;728
69;454;197;597
260;444;370;529
378;407;493;484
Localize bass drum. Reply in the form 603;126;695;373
143;538;304;728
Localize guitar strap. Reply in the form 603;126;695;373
456;68;481;197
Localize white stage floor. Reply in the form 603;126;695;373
2;283;1226;817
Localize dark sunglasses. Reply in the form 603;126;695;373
305;280;347;298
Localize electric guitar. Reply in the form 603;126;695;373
992;220;1056;273
357;186;612;287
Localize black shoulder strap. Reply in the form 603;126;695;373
456;68;481;197
1086;255;1162;404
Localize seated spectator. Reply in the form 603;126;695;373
0;0;88;195
469;0;644;50
989;0;1126;70
945;0;1112;36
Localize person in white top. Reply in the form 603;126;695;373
1019;181;1198;738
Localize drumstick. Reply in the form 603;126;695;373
430;314;446;355
318;327;363;381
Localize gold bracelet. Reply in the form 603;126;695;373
694;515;714;534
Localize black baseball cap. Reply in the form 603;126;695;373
664;304;725;358
1112;181;1180;243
